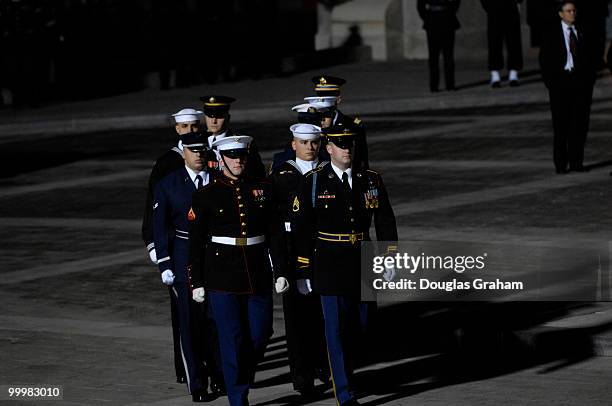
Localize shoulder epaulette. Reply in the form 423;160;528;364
353;117;362;125
366;169;379;175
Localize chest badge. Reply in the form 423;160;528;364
188;207;196;221
292;196;300;212
252;189;266;203
318;189;335;199
364;188;379;209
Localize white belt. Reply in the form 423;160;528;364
211;235;265;246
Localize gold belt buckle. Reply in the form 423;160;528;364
235;237;247;246
349;234;357;244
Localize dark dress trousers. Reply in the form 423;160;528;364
269;159;330;393
418;0;460;91
481;0;524;71
539;22;597;171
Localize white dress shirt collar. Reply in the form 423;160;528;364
330;162;352;188
185;165;208;187
294;157;318;175
207;130;228;148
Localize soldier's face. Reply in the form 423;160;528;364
321;116;333;128
559;4;576;24
205;115;227;134
184;148;205;171
175;121;200;135
326;141;353;168
221;154;247;178
292;138;320;161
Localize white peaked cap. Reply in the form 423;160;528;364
303;96;337;109
292;102;330;113
172;108;204;124
290;123;321;140
212;135;253;151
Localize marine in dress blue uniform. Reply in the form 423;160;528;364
142;108;203;384
292;126;398;406
269;124;330;397
188;135;288;406
153;132;213;402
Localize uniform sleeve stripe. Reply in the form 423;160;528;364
147;242;155;251
157;256;171;263
297;257;310;264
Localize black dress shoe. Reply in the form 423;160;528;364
491;81;501;88
298;385;317;400
176;376;187;384
556;168;569;174
191;389;208;402
210;380;226;397
340;399;360;406
509;80;519;87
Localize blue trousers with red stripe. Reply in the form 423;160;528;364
208;291;273;406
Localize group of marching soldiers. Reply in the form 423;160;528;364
141;75;398;406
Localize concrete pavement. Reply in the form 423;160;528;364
1;57;612;405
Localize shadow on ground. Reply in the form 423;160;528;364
255;301;611;405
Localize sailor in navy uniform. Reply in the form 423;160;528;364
292;125;398;406
142;108;203;384
311;75;369;170
270;98;334;173
199;95;266;178
189;135;288;406
269;124;330;397
153;132;213;402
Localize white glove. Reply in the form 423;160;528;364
275;277;289;293
148;248;158;264
296;279;312;295
383;263;396;282
192;287;205;303
161;269;175;285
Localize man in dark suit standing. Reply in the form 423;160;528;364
539;0;598;174
417;0;461;92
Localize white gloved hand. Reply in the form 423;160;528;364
296;279;312;295
383;263;396;282
275;277;289;293
192;287;205;303
148;248;158;265
161;269;175;285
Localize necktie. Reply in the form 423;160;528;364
341;172;351;196
195;175;203;190
569;27;578;61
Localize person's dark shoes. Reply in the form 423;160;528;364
556;168;569;174
191;388;208;402
176;376;187;384
209;380;226;397
491;81;501;88
298;385;317;400
430;87;439;93
509;80;520;87
340;399;360;406
446;86;457;91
